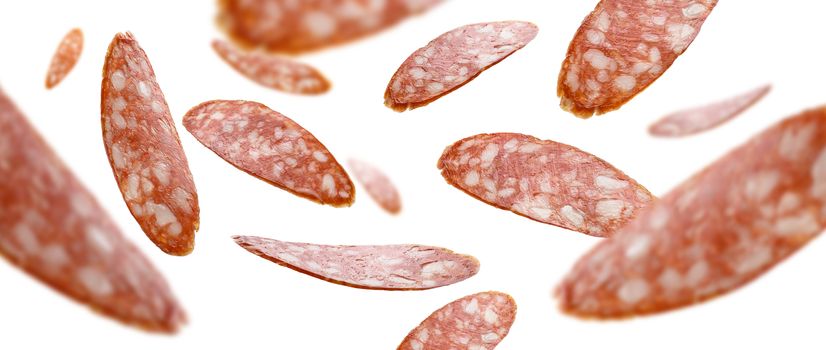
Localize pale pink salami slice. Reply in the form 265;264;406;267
212;39;330;94
0;88;185;332
649;84;771;137
397;291;517;350
557;106;826;318
183;100;354;207
385;21;538;112
438;133;654;237
348;158;402;214
232;236;479;290
558;0;718;118
101;32;201;256
45;28;83;89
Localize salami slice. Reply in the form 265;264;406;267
649;84;771;137
212;39;330;95
45;28;83;89
216;0;443;54
232;236;479;290
183;100;354;207
557;0;718;118
557;106;826;318
385;21;538;112
348;158;402;214
397;291;516;350
101;32;200;256
0;88;185;332
438;133;654;237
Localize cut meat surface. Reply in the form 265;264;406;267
385;21;538;111
101;32;200;256
348;159;402;214
212;39;330;94
557;106;826;318
183;100;354;207
0;88;185;332
45;28;83;89
438;133;654;237
558;0;718;117
233;236;479;290
397;291;516;350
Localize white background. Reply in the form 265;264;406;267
1;1;825;349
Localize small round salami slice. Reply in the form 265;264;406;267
649;84;771;137
232;235;479;290
557;0;718;118
101;32;201;256
212;39;330;94
385;21;538;112
438;133;654;237
397;291;517;350
45;28;83;89
348;158;402;214
183;100;354;207
557;106;826;319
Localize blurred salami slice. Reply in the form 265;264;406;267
45;28;83;89
348;159;402;214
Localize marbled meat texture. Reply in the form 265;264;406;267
45;28;83;89
348;158;402;214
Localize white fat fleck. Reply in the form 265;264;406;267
624;235;651;259
649;47;661;62
171;187;191;212
409;340;423;350
503;139;519;152
277;252;300;263
683;3;708;18
499;29;514;40
596;200;625;219
458;66;469;76
779;124;816;161
110;144;126;169
560;205;585;228
146;202;178;231
585;29;605;45
483;308;498;324
464;170;480;186
777;192;801;214
685;260;709;287
137;81;152;98
744;171;780;201
422;261;447;276
86;225;113;254
426;82;445;95
666;23;696;53
529;207;552;219
112;97;127;111
810;147;826;199
518;143;542;153
735;245;773;274
479;143;499;164
658;268;683;290
408;67;426;79
111;112;126;129
321;174;336;196
595;176;628;190
651;16;667;26
464;298;479;314
13;223;38;254
583;49;612;70
312;151;328;162
596;11;610;31
775;211;820;236
360;278;384;287
618;278;650;304
648;206;670;230
110;70;126;90
614;75;636;92
77;267;113;297
482;332;500;343
417;328;429;342
303;11;337;39
41;245;70;269
152;164;170;186
632;61;654;74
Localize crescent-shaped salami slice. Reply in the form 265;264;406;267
45;28;83;89
348;159;402;214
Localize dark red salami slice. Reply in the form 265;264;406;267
101;32;200;256
45;28;83;89
397;291;516;350
385;21;538;112
348;158;402;214
649;84;771;137
233;236;479;290
0;88;185;332
438;133;654;237
183;100;354;207
557;106;826;318
217;0;443;54
558;0;718;118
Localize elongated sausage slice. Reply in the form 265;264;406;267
101;32;200;256
217;0;443;54
649;84;771;137
212;39;330;94
558;0;718;118
183;100;354;206
0;88;185;332
397;291;516;350
557;106;826;318
385;21;538;112
438;133;654;237
348;158;402;214
233;236;479;290
45;28;83;89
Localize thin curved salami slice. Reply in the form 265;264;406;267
438;133;654;237
212;39;330;94
557;106;826;319
348;158;402;214
558;0;718;118
397;291;516;350
649;84;771;137
385;21;538;112
0;88;185;332
232;236;479;290
217;0;443;54
101;32;200;256
45;28;83;89
183;100;354;207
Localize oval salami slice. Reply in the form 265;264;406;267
183;100;354;207
557;0;718;118
0;88;185;332
397;291;516;350
212;39;330;95
217;0;443;54
385;21;538;112
557;106;826;319
232;236;479;290
348;158;402;214
45;28;83;89
101;32;200;256
438;133;654;237
649;84;771;137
